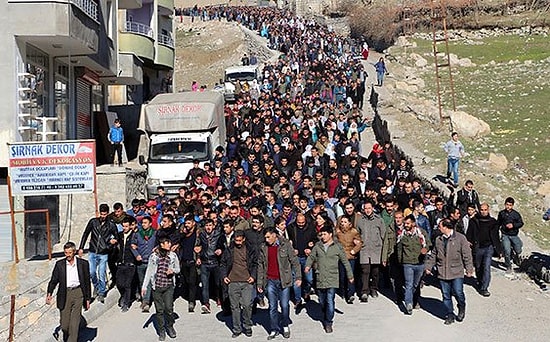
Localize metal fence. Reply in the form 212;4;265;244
124;21;154;38
158;33;174;48
70;0;99;22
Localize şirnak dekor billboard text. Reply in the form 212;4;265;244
7;140;96;196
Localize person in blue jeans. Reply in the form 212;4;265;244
78;203;119;304
425;219;474;325
443;132;465;187
467;203;503;297
196;219;223;314
396;214;431;315
287;214;317;308
305;226;354;334
497;197;524;271
257;227;301;340
374;57;388;86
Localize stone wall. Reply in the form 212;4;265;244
56;165;146;251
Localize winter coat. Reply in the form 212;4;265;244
335;226;363;260
257;237;301;289
425;231;474;280
497;209;524;236
396;228;431;265
306;240;352;289
356;213;386;264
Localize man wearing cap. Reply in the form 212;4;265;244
146;200;161;229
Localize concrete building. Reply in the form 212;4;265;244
0;0;174;262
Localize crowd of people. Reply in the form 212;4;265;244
48;5;528;342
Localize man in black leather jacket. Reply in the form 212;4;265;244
78;203;118;303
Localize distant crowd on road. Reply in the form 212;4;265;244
48;5;526;342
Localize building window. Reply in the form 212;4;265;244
54;62;69;140
25;45;49;117
91;85;104;113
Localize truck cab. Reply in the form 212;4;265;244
144;132;212;198
139;91;225;199
222;65;258;101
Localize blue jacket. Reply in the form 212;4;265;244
131;229;157;263
109;126;124;143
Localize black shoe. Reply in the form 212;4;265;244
118;297;123;307
456;307;465;322
166;327;177;338
324;324;333;333
158;331;166;341
97;295;105;304
232;332;241;338
370;290;379;298
295;299;306;314
188;302;195;313
346;296;355;304
480;290;491;297
444;315;455;325
121;305;129;313
244;330;252;337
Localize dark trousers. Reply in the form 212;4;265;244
475;245;494;291
317;288;336;326
228;282;253;334
339;259;356;299
111;143;123;165
108;249;118;288
179;260;198;303
153;285;175;334
60;287;83;342
116;264;136;307
200;263;220;305
388;255;405;302
361;263;380;295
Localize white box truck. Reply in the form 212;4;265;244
221;65;258;101
139;91;225;198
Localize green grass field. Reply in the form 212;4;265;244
411;34;550;179
392;33;550;248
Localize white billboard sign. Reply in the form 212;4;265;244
8;140;96;195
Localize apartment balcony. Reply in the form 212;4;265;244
102;53;143;85
8;0;101;56
119;0;142;9
119;21;155;62
156;45;174;70
158;0;174;16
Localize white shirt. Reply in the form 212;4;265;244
66;259;80;288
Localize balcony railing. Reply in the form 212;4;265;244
70;0;99;22
124;21;154;38
158;33;174;48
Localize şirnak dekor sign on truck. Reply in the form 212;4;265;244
7;140;96;195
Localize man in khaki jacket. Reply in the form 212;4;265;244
425;219;474;325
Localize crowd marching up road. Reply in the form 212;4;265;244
42;5;550;342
